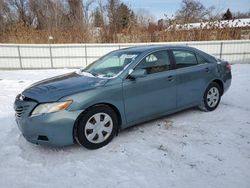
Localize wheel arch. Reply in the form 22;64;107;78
211;79;224;95
73;102;122;142
93;103;122;128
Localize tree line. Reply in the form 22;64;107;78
0;0;249;43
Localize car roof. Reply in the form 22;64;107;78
119;45;197;53
116;45;216;63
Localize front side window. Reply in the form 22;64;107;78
173;50;198;68
135;51;171;74
83;51;141;78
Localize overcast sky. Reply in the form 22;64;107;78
122;0;250;20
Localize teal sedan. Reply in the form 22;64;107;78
14;45;232;149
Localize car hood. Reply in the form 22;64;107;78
22;72;108;103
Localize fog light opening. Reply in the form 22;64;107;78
38;135;49;141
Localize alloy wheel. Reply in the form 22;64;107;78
206;87;220;108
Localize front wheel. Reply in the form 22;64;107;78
74;105;118;149
199;82;222;111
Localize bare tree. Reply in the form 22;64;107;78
93;7;104;27
0;0;12;28
175;0;214;23
233;10;250;19
0;0;7;31
83;0;95;26
135;8;155;27
68;0;84;26
93;0;109;42
10;0;31;25
106;0;120;41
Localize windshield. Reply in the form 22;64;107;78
82;51;141;78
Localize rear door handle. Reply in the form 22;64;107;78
167;75;174;81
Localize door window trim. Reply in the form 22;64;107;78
170;49;209;70
133;49;174;74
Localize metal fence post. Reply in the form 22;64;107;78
85;44;88;66
17;45;23;69
219;42;223;59
243;52;246;64
49;44;54;68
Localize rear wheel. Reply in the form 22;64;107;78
199;82;222;111
75;105;118;149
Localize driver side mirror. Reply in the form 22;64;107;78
127;69;146;80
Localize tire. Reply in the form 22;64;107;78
199;82;222;112
74;105;118;149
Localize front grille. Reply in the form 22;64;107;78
15;105;31;118
14;95;38;119
15;106;23;118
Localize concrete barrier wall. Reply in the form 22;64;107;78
0;40;249;69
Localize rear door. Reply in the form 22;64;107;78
170;49;214;108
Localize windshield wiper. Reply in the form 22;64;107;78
88;71;99;77
81;70;99;77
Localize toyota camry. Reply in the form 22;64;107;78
14;45;232;149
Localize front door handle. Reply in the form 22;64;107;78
205;67;210;73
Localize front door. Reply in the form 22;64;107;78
122;50;177;124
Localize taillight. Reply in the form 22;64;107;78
225;62;231;71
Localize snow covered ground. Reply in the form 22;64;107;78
0;65;249;188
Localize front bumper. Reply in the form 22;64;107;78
14;98;83;146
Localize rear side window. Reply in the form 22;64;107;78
136;50;171;74
196;54;208;64
172;50;198;68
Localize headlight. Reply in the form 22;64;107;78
31;100;72;116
